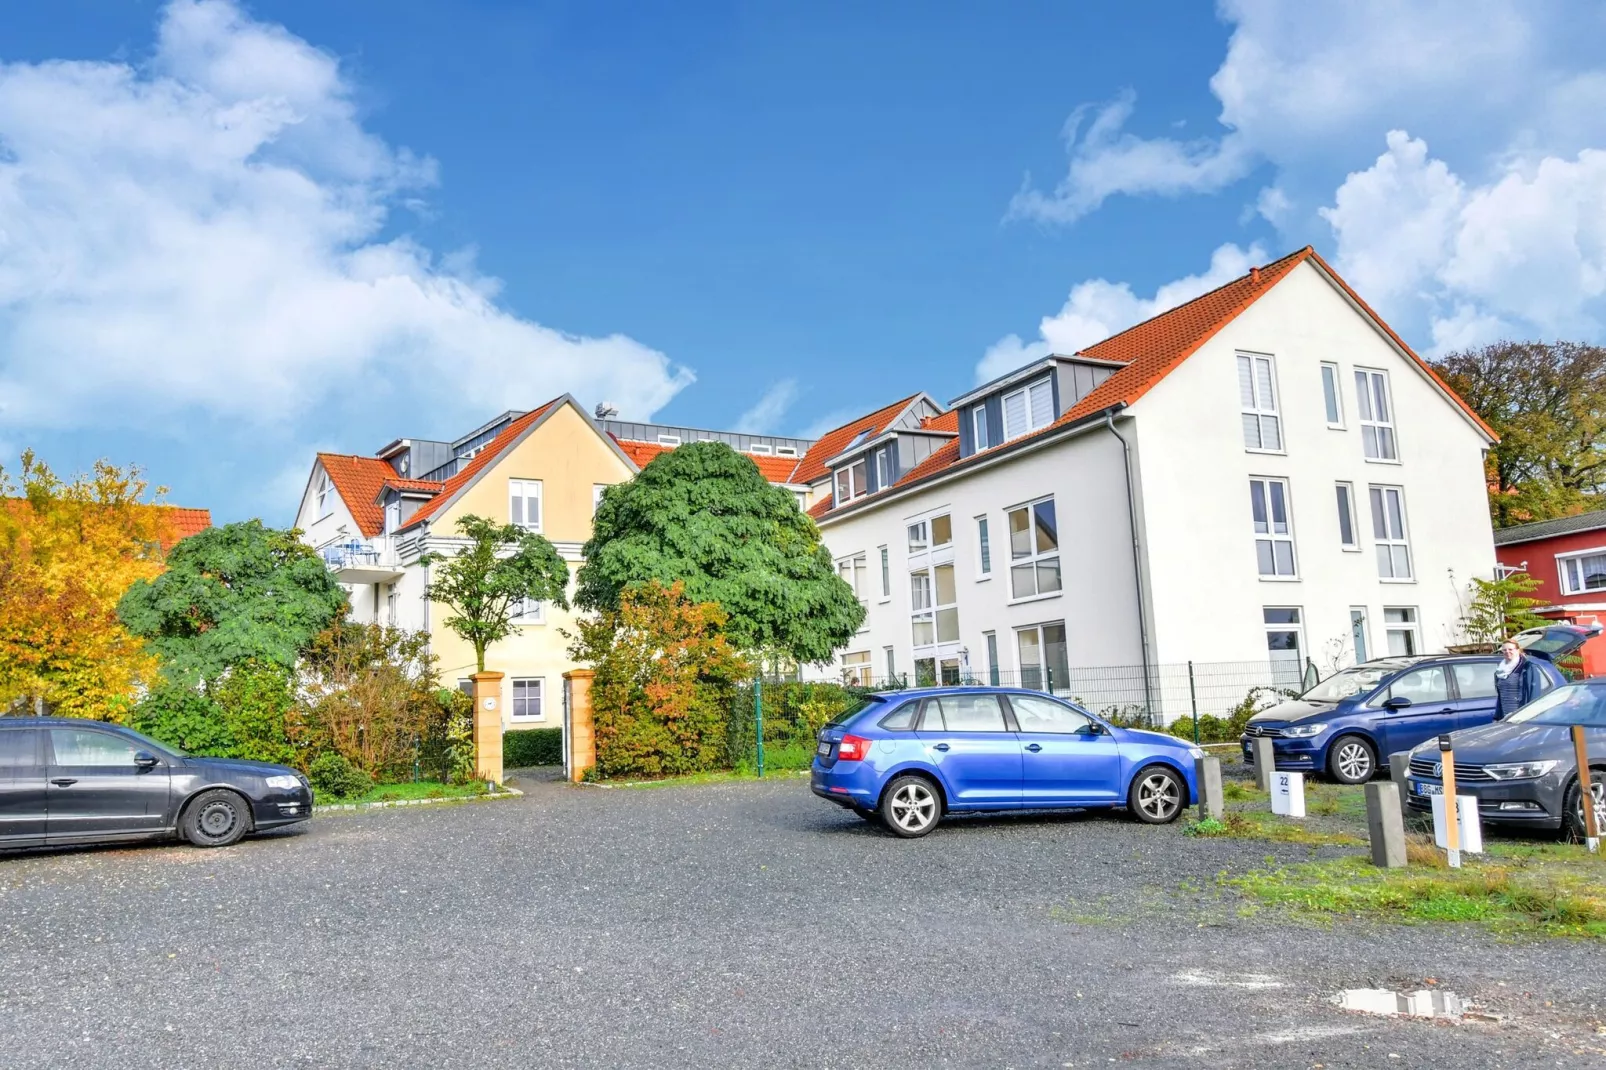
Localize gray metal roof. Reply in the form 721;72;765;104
1492;507;1606;546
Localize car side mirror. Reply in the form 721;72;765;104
133;751;160;769
1383;696;1412;711
1078;722;1106;736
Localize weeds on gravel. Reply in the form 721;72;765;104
1184;809;1364;846
1229;851;1606;938
1222;781;1265;802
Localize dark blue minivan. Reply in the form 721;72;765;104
1241;624;1596;783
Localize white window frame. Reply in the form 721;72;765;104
657;434;682;446
592;483;608;516
1354;367;1399;462
1335;481;1360;551
1006;496;1062;602
1368;484;1413;582
1350;606;1370;663
878;546;890;600
910;570;934;647
907;519;929;552
1249;477;1297;579
384;499;400;535
512;597;545;624
883;646;895;681
1382;606;1421;657
930;514;953;549
836;553;870;606
833;458;868;506
1238;352;1283;453
510;677;545;720
983;631;1000;686
509;479;543;532
972;406;991;451
1320;361;1345;428
315;471;333;520
1262;606;1305;667
1001;377;1054;442
1557;546;1606;596
776;446;798;457
976;515;992;577
749;443;772;455
840;650;872;687
875;447;893;490
386;587;399;626
1014;621;1068;692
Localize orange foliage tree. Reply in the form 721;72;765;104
0;451;177;720
568;580;751;778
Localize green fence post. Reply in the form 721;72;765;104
754;676;765;778
1188;661;1200;745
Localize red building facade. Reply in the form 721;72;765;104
1494;509;1606;675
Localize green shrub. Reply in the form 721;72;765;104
308;751;374;799
131;661;295;766
503;727;563;767
1168;713;1233;743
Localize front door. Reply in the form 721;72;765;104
914;694;1022;807
1447;661;1500;731
0;728;47;847
1007;693;1122;804
1376;666;1457;756
44;727;172;842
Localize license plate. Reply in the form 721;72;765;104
1410;779;1442;797
817;742;832;757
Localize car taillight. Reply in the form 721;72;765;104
837;734;872;762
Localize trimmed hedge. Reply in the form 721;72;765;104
503;727;563;767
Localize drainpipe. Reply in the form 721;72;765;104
1104;411;1154;717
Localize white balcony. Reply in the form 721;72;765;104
321;538;405;584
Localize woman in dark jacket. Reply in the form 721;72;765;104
1493;639;1544;720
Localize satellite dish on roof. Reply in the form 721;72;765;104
594;401;619;420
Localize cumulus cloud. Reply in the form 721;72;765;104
976;243;1266;383
733;378;800;434
0;0;693;435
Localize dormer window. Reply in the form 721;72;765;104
749;443;773;455
1002;377;1053;441
875;447;893;489
776;446;798;457
384;499;400;534
973;406;992;450
834;458;868;505
658;434;681;447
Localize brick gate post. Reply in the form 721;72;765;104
563;668;597;782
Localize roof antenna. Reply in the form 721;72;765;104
594;401;619;420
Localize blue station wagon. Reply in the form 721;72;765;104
1241;624;1597;784
810;687;1202;837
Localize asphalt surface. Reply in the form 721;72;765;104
1;771;1602;1069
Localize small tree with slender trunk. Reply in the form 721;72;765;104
421;514;570;672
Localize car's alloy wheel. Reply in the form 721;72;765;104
182;789;250;848
881;776;941;838
1329;737;1375;784
1130;767;1184;824
1564;775;1606;843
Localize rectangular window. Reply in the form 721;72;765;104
1007;497;1062;599
875;447;893;489
984;631;1000;686
934;564;958;643
878;546;890;598
841;650;872;687
1320;362;1344;427
833;459;868;505
930;514;952;548
509;479;542;531
511;678;544;720
910;570;933;647
386;588;399;625
1350;607;1369;663
1335;482;1359;550
1558;549;1606;595
749;443;772;455
1238;353;1283;451
884;646;895;681
776;446;798;457
1354;369;1398;460
1002;377;1054;441
384;499;400;535
1264;607;1305;683
1369;485;1412;580
316;472;333;519
1383;606;1420;656
657;434;681;446
907;520;928;551
973;406;991;451
592;484;608;516
1249;478;1296;577
976;516;992;575
1016;622;1069;692
512;597;544;624
836;554;869;603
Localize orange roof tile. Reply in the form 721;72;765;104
920;410;960;433
379;477;446;498
613;438;668;468
790;394;924;486
161;506;212;544
612;437;802;485
316;453;394;537
399;401;557;532
750;454;804;484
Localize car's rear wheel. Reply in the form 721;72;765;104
1563;772;1606;843
1128;765;1185;824
182;789;252;848
881;775;942;838
1327;736;1377;784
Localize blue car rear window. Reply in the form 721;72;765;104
826;695;886;728
877;701;918;731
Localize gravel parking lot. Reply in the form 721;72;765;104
2;772;1602;1069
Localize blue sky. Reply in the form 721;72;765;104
2;1;1604;522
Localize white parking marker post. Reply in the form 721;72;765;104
1270;771;1305;818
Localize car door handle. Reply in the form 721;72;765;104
1024;743;1043;753
50;778;77;787
932;743;950;752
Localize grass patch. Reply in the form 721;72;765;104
1222;780;1266;802
1230;849;1606;939
1187;809;1365;846
322;780;494;806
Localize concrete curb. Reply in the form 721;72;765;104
314;786;524;814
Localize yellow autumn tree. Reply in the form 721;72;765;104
0;451;177;721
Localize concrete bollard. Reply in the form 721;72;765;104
1195;755;1224;821
1251;736;1275;791
1388;751;1411;802
1365;781;1408;868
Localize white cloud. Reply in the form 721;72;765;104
0;0;693;435
977;243;1266;383
733;378;799;434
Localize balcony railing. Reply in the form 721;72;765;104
321;538;402;580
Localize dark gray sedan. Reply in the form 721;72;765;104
1405;680;1606;839
0;718;313;850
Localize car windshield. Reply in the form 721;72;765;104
1301;665;1394;702
1505;684;1606;726
114;725;185;758
826;695;886;728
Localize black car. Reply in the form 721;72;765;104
0;718;313;850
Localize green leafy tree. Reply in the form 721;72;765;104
1460;572;1551;648
576;441;865;663
421;514;570;672
117;521;348;686
1432;341;1606;526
